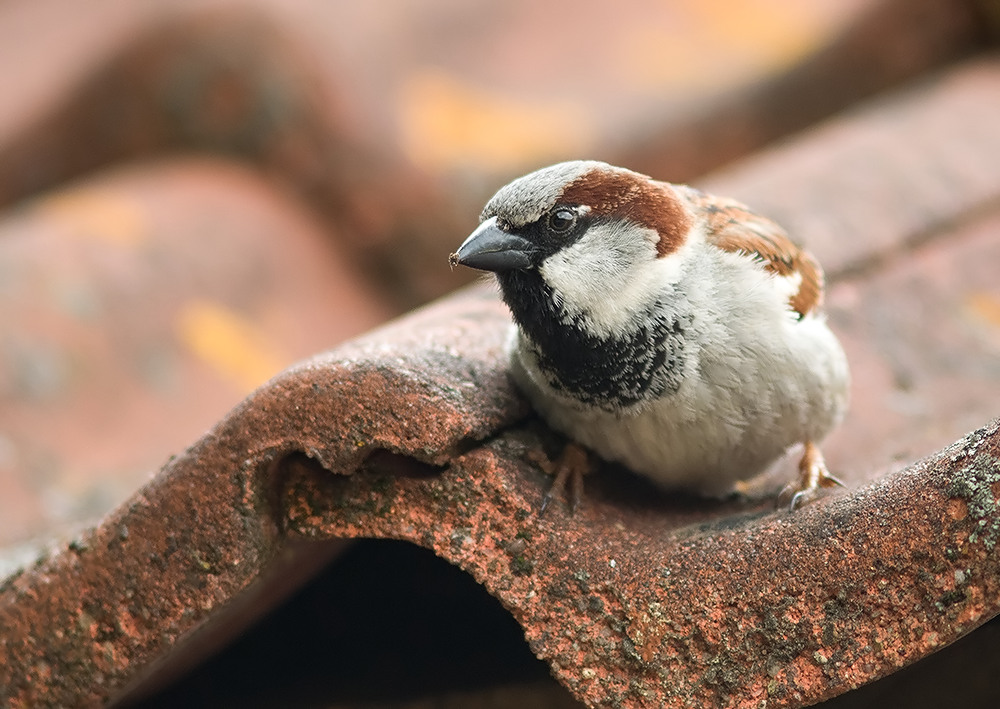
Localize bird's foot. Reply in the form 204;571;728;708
527;443;590;515
779;441;844;511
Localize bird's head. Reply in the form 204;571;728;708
450;161;695;336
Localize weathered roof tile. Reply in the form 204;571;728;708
4;42;1000;709
2;275;999;707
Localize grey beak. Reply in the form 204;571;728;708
450;217;535;272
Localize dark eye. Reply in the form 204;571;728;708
547;208;576;234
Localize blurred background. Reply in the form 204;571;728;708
3;1;1000;707
0;0;928;548
0;0;991;567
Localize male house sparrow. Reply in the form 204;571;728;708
450;161;849;510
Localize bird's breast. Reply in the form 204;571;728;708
522;309;691;411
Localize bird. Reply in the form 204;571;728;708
449;160;850;511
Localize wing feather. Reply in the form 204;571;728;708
687;191;823;318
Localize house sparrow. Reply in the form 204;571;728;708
450;161;849;510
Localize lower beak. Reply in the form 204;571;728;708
449;217;535;272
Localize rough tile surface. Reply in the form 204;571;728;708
1;8;999;709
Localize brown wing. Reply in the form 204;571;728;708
690;191;823;318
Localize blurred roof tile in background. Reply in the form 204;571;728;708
0;159;394;549
1;0;1000;707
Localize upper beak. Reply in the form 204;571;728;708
449;217;535;272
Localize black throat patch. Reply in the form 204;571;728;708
497;270;689;409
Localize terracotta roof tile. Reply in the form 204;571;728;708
4;38;1000;709
1;272;999;707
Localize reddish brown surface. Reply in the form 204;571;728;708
0;158;394;547
0;1;989;553
286;403;1000;709
1;280;999;707
702;55;1000;280
0;0;987;306
4;50;1000;700
1;4;999;709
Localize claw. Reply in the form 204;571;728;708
780;441;843;511
529;443;590;515
539;489;556;516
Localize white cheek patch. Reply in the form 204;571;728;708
539;222;688;337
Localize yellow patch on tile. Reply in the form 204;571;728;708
175;300;288;392
967;292;1000;329
397;69;594;173
36;190;147;247
619;0;838;92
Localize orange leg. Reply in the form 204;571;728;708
528;443;591;515
781;441;844;510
